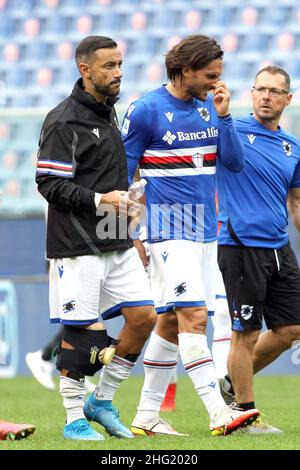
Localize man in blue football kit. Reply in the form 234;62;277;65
122;34;259;436
218;66;300;433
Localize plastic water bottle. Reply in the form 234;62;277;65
127;179;147;201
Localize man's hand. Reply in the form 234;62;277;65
99;190;140;215
212;81;230;117
133;239;148;268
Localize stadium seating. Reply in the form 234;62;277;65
1;0;300;216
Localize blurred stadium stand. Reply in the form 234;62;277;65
1;0;300;217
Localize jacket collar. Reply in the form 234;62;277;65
71;78;119;115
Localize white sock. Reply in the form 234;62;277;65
178;333;225;416
135;332;178;422
60;376;87;425
94;355;135;401
211;297;232;378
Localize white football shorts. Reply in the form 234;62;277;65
49;247;154;325
149;239;218;315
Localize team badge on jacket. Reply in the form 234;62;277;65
282;140;292;156
240;304;254;320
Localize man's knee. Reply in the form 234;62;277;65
272;325;300;348
155;310;178;343
122;305;157;333
231;329;260;350
140;307;157;333
56;324;115;379
176;306;208;334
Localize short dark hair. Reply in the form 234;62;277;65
165;34;223;82
75;35;118;69
255;65;290;91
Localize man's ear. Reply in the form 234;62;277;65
79;62;91;79
182;66;191;78
285;92;292;108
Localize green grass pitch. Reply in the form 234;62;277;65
1;375;299;450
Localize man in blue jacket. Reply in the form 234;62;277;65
218;65;300;433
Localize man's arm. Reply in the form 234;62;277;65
213;81;245;173
217;115;245;172
121;101;151;184
288;188;300;232
36;121;96;210
121;101;151;264
36;122;129;213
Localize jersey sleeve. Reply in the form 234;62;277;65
217;115;245;172
121;101;152;184
36;121;95;210
290;159;300;188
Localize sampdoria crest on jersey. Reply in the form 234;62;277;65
197;107;210;122
192;153;203;168
282;140;292;156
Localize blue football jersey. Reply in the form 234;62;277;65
122;85;244;243
218;114;300;248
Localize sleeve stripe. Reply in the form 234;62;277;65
36;168;73;177
37;159;73;171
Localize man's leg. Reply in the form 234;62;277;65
50;256;118;440
177;306;258;435
221;326;298;401
218;245;264;410
223;327;286;434
220;327;291;434
228;329;260;407
177;307;225;413
59;322;112;441
85;306;156;437
131;311;182;435
253;325;300;373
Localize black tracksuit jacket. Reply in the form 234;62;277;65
36;79;133;258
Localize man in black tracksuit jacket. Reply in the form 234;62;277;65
37;79;131;258
36;36;156;441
